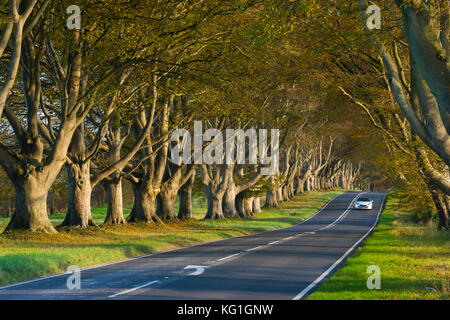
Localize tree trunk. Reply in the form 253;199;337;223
48;189;55;216
127;180;162;223
282;184;290;201
430;189;449;231
204;187;224;219
288;181;295;198
253;197;261;214
61;162;96;228
306;177;311;191
5;178;56;233
8;200;13;218
223;180;239;218
264;188;278;207
236;194;246;218
157;192;178;220
104;176;125;225
295;177;305;195
178;173;194;220
243;197;254;217
276;186;284;203
313;176;319;190
157;165;194;221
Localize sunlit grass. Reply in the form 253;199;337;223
308;193;450;300
0;190;343;287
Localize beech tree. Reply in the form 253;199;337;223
61;79;153;228
0;1;154;232
0;9;90;232
357;0;450;166
0;0;48;120
0;0;413;234
126;85;174;223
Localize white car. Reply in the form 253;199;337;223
354;197;373;210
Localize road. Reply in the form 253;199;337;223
0;192;385;300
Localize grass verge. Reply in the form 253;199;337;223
308;192;450;300
0;190;343;287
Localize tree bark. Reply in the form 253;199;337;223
127;180;162;223
264;188;278;207
430;189;449;231
103;175;125;225
306;177;312;191
295;177;305;195
204;186;225;219
178;172;195;220
282;184;290;201
48;189;55;216
157;165;195;221
222;164;262;217
276;186;284;202
243;196;254;217
157;192;178;220
222;178;239;218
5;178;56;233
236;193;246;218
200;162;229;220
61;162;96;228
253;197;261;214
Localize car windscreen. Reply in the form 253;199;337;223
357;198;371;202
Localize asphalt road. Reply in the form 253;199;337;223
0;192;386;300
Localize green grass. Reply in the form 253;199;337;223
309;193;450;300
0;190;343;287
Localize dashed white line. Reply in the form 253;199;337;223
0;193;363;298
246;246;266;252
217;253;241;261
108;280;160;298
292;194;386;300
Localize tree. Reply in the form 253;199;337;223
1;1;151;232
0;0;48;120
357;0;450;166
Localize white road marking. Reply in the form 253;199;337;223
292;194;386;300
217;253;241;261
183;265;209;276
108;280;160;298
269;240;281;245
0;193;352;293
313;193;364;233
245;246;266;252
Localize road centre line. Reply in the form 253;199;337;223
217;253;241;261
108;280;160;298
292;194;386;300
245;246;266;252
107;193;366;298
0;193;355;292
236;194;362;255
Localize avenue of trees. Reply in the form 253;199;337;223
0;0;448;232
